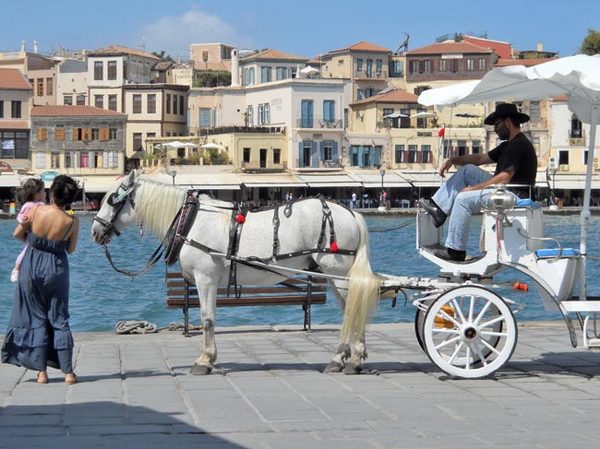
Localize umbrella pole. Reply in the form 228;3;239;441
579;103;599;301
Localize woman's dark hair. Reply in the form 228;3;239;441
50;175;79;208
20;178;45;203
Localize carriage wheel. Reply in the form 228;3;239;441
415;295;504;359
423;286;517;379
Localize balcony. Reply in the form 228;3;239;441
296;158;342;170
354;69;388;80
241;161;287;172
295;118;343;129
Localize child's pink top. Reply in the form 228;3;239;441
16;201;45;224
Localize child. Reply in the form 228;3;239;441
10;178;46;283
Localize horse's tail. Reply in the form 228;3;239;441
340;213;381;343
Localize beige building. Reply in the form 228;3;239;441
0;68;33;172
239;49;308;87
190;43;235;71
0;49;58;106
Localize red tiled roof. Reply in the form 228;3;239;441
31;105;126;117
0;68;32;90
87;45;160;60
329;41;391;54
241;49;308;62
406;41;493;55
0;120;29;129
494;57;558;67
351;89;418;106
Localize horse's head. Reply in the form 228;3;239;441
92;170;138;245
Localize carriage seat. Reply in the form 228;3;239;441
535;248;580;259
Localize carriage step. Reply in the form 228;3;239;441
584;338;600;350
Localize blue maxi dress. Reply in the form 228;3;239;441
1;231;74;373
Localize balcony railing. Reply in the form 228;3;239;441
295;118;343;129
296;158;342;169
241;161;287;171
354;69;388;80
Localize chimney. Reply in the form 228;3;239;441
536;42;543;52
20;40;26;52
33;40;38;53
230;48;240;87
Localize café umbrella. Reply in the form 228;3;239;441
418;54;600;299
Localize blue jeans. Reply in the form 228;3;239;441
432;165;493;251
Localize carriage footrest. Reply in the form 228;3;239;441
584;338;600;350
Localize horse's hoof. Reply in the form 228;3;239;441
324;361;343;373
343;363;362;375
190;364;212;375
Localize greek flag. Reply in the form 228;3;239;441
2;139;15;150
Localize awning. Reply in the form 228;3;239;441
0;173;22;187
349;171;412;188
142;172;242;190
547;174;600;190
299;174;362;188
239;174;307;188
400;171;445;188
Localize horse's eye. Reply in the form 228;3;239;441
107;192;119;206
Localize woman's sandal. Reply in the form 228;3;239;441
37;371;48;384
65;373;77;385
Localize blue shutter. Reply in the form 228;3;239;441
374;147;382;167
358;146;364;167
311;142;319;167
298;142;304;167
332;141;339;160
320;141;325;161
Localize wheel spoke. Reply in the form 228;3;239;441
480;331;508;337
434;334;462;350
451;299;467;324
479;315;505;329
465;346;471;370
468;295;475;321
470;342;488;366
448;341;464;364
473;300;492;325
481;338;501;356
438;309;461;328
432;328;460;335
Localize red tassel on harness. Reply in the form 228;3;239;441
330;241;339;253
235;213;246;224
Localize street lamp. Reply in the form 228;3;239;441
378;167;386;212
167;169;177;185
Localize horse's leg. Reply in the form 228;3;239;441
324;279;351;373
190;279;218;375
344;331;367;375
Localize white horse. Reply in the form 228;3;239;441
91;171;381;375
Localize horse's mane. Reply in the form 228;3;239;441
134;179;186;238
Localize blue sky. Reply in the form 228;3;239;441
2;1;597;59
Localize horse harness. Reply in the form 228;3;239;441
169;194;357;297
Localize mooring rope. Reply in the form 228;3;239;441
114;320;158;334
368;219;414;233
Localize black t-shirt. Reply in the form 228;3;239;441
488;133;537;196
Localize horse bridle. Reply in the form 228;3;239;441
93;181;136;241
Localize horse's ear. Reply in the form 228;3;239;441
127;169;137;186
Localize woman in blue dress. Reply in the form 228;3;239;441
1;175;80;384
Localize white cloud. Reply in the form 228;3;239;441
140;9;251;59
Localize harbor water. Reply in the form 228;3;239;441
1;213;599;332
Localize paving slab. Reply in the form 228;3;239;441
1;321;600;448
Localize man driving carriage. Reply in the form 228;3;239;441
420;103;537;261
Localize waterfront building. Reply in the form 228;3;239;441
29;105;127;193
190;43;235;72
0;45;58;107
239;48;308;87
56;59;88;106
0;68;33;175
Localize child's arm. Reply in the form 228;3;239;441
13;223;27;242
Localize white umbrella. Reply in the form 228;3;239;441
410;111;437;119
383;112;409;119
418;54;600;298
162;140;199;149
201;142;222;150
300;66;320;75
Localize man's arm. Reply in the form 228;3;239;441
439;153;493;177
462;169;513;192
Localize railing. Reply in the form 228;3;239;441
295;159;342;169
241;161;287;171
203;125;286;135
295;118;342;129
354;69;388;80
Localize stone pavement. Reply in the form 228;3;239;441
1;321;600;449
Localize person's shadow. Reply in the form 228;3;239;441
0;401;246;449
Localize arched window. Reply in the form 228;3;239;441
570;114;582;138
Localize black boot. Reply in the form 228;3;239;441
419;199;447;228
432;247;467;262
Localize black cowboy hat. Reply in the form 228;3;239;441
484;103;530;125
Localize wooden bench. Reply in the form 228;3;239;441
166;271;328;335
